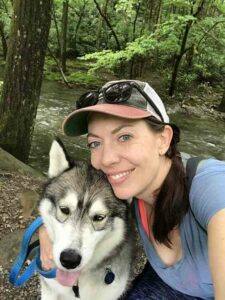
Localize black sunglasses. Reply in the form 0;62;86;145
76;81;163;121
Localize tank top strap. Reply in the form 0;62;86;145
138;199;150;237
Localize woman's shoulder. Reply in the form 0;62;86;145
181;152;225;174
197;158;225;173
189;158;225;228
190;157;225;200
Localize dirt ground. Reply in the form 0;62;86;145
0;172;43;300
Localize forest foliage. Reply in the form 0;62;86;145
0;0;225;95
0;0;225;162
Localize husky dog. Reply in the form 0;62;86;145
39;139;133;300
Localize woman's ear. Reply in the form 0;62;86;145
158;125;173;155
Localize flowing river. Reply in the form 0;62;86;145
29;81;225;173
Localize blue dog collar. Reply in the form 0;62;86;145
9;217;56;287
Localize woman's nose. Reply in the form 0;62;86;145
100;143;120;167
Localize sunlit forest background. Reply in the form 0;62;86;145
0;0;225;163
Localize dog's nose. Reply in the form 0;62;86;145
60;249;81;269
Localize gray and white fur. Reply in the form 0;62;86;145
39;139;133;300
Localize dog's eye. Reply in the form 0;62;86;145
60;206;70;215
93;214;105;222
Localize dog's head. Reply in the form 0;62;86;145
39;139;129;284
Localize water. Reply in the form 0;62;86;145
29;81;225;173
171;110;225;160
29;81;90;173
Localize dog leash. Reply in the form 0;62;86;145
9;217;56;287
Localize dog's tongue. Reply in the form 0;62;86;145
56;269;80;286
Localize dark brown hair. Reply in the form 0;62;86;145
145;117;189;247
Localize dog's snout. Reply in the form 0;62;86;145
60;249;81;269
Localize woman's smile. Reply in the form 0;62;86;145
107;169;134;185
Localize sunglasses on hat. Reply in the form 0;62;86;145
76;81;164;122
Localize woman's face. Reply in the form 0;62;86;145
87;113;172;203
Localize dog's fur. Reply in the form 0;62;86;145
39;140;133;300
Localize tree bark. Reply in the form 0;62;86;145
0;20;7;59
129;2;141;78
60;0;69;73
74;0;87;55
95;0;109;49
169;20;193;96
52;1;61;54
169;0;206;96
93;0;121;50
0;0;52;162
155;0;162;27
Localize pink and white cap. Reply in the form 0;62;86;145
63;80;169;136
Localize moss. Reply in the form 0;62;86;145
67;71;103;86
66;59;90;70
45;58;57;66
43;58;105;86
43;71;61;81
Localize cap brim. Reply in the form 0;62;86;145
63;104;152;136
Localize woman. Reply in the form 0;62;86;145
39;80;225;299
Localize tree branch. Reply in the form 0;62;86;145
52;2;61;52
132;1;141;41
47;46;72;88
196;21;225;48
93;0;121;50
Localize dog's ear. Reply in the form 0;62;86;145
48;139;70;178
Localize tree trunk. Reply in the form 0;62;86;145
0;20;7;59
186;44;195;69
60;0;69;73
129;2;141;78
52;2;61;56
169;21;192;96
93;0;121;50
155;0;162;27
0;0;52;162
218;89;225;112
169;0;206;96
73;0;87;55
145;0;154;32
95;0;109;49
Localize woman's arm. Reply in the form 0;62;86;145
39;225;56;270
208;208;225;300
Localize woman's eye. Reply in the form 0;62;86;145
60;206;70;215
92;214;105;222
119;134;131;142
87;141;100;149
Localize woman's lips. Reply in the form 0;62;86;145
107;169;134;184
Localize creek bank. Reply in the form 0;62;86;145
0;147;44;179
165;83;225;120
